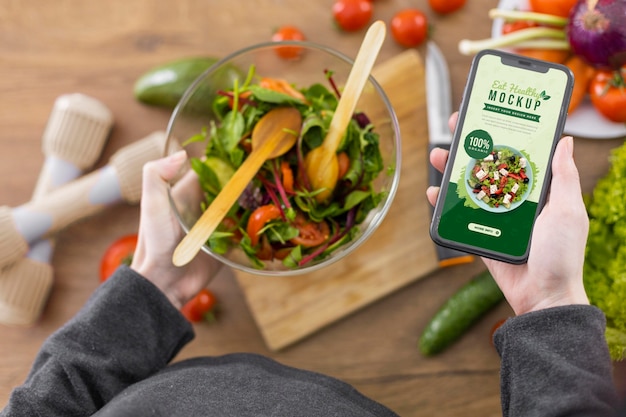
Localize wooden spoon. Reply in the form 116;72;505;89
305;20;386;203
172;106;302;267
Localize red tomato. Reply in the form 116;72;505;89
390;9;429;48
428;0;466;14
181;288;217;323
332;0;373;32
589;67;626;123
271;25;306;60
247;204;282;246
99;234;138;282
490;318;508;346
290;212;330;247
501;21;537;35
529;0;577;17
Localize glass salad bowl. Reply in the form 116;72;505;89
164;41;401;276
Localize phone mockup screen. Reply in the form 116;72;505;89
432;50;572;262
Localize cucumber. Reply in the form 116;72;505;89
418;270;505;356
133;57;242;109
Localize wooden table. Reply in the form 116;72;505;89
0;1;624;415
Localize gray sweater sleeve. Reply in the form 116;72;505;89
0;266;194;417
494;305;620;417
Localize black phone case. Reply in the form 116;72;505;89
429;49;574;264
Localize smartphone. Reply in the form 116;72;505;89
430;49;574;264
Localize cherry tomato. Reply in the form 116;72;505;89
589;67;626;123
490;318;508;346
290;212;330;247
99;234;138;282
247;204;282;246
181;288;217;323
271;25;306;60
428;0;466;14
529;0;577;17
390;9;429;48
332;0;373;32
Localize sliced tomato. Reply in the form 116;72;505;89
247;204;282;246
99;234;138;282
181;288;217;323
290;212;330;247
221;216;243;243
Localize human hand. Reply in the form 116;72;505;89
131;150;221;310
427;113;589;316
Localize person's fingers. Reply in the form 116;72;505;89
429;147;449;173
137;150;188;230
426;186;439;206
545;136;585;212
448;112;459;133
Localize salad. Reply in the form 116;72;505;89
467;147;529;209
185;65;385;270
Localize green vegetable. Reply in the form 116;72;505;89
584;142;626;361
419;270;504;356
133;57;221;108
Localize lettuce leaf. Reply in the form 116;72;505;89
584;142;626;361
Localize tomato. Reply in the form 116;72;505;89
490;318;508;346
428;0;466;14
290;212;330;247
390;9;429;48
332;0;373;32
589;67;626;123
501;20;537;35
221;216;243;243
99;234;138;282
181;288;217;323
271;25;306;60
528;0;577;17
247;204;282;246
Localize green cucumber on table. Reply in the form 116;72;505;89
133;57;221;108
419;270;505;356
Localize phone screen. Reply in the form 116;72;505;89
431;49;573;263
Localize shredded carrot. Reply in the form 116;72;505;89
260;77;307;102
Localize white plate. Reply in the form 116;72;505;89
492;0;626;139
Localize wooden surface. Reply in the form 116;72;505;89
235;50;440;351
0;0;625;415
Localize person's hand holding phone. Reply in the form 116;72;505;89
427;113;590;316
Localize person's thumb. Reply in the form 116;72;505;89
547;136;584;209
139;150;187;215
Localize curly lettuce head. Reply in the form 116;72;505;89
585;143;626;361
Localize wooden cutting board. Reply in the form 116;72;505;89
234;49;439;351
